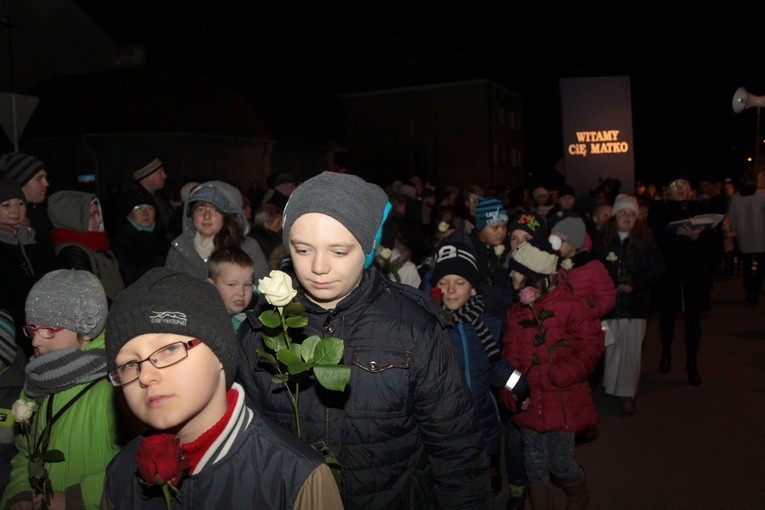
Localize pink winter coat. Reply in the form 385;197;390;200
557;253;616;320
500;283;603;433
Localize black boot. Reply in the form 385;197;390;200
659;347;671;373
686;360;701;386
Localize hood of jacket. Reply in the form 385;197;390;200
48;190;101;232
183;180;249;236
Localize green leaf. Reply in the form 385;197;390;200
313;337;345;365
314;365;351;391
533;333;546;345
283;302;305;317
538;309;555;320
41;449;65;463
285;315;309;329
531;354;541;365
259;309;282;328
518;319;537;328
276;344;302;365
300;336;322;362
285;360;313;376
263;333;288;352
255;349;277;366
549;339;571;352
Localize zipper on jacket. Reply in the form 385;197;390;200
322;309;336;335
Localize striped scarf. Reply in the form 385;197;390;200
450;294;501;362
24;346;107;400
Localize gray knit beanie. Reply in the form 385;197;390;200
550;217;586;250
282;171;392;269
25;269;108;338
0;152;45;187
184;180;250;235
105;267;238;388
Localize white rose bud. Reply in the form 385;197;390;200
258;270;298;308
493;244;505;257
560;258;574;271
12;399;36;424
438;221;450;233
606;251;618;262
378;247;392;260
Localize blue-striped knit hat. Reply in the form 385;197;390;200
0;309;17;366
475;198;509;230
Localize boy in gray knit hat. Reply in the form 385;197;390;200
102;267;341;509
239;171;490;508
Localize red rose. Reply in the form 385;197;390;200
429;287;443;303
134;433;188;487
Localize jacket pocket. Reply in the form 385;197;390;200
346;347;412;416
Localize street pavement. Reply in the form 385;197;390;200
492;273;765;509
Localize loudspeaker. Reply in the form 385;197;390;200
732;87;765;113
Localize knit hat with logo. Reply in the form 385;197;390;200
509;237;559;277
25;269;108;338
282;171;392;269
106;267;238;388
508;212;547;241
0;152;45;187
431;239;480;289
475;198;509;230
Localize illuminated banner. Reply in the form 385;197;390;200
559;76;634;200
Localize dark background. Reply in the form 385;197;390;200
77;1;765;187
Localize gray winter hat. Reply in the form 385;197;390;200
105;267;238;388
282;171;392;269
0;152;45;187
25;269;108;338
185;180;250;235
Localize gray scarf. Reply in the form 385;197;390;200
24;346;107;401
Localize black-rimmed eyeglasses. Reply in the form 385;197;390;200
108;339;202;387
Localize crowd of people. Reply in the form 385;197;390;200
0;149;763;509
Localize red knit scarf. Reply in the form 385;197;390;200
51;227;110;251
180;388;238;474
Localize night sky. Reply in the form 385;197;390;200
78;1;765;187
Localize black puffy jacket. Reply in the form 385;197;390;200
237;267;490;509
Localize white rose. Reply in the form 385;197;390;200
378;247;393;260
493;244;505;257
12;399;36;424
606;251;618;262
437;221;450;233
258;270;297;307
560;258;574;271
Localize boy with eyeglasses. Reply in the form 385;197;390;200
2;269;119;510
102;267;341;509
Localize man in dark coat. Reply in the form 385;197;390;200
647;173;715;385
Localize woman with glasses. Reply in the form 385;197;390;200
0;177;57;356
596;194;664;413
110;186;170;287
101;267;342;509
165;180;268;282
1;269;120;510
